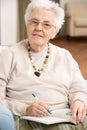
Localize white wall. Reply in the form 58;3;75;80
0;0;1;43
1;0;18;45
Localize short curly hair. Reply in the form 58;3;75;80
24;0;64;33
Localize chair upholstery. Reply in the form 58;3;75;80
65;2;87;37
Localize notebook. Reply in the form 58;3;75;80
20;108;76;125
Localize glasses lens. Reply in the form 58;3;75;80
29;19;55;30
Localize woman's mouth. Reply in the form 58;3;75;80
33;33;43;38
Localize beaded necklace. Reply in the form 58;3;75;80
28;44;50;77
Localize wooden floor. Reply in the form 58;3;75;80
51;38;87;79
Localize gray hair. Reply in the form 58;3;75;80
24;0;64;33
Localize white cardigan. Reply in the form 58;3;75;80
0;39;87;116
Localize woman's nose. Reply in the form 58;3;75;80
35;23;43;30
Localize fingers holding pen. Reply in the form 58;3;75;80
26;93;51;116
33;101;51;116
26;101;51;117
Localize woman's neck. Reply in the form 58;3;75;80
29;43;47;52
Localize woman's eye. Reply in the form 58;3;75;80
44;24;51;27
32;21;38;24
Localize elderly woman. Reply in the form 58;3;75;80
0;104;14;130
0;0;87;130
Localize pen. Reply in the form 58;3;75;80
32;93;38;99
32;93;52;114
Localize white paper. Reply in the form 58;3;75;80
21;109;76;125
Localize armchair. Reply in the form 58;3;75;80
65;2;87;37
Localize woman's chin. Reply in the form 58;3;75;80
32;39;44;45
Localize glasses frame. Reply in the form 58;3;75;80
28;19;56;30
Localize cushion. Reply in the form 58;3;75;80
75;18;87;27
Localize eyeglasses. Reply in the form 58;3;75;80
28;19;56;30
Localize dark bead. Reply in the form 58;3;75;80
34;71;40;77
46;55;49;58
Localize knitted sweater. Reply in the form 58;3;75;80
0;39;87;116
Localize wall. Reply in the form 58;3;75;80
1;0;19;45
0;0;1;43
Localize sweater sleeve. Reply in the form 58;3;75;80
66;51;87;106
0;48;27;116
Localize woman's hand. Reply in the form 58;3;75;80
26;101;51;117
70;100;86;124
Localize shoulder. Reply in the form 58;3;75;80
49;42;78;67
10;39;28;53
49;42;72;57
0;39;28;61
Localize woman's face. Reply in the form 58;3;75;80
27;8;56;51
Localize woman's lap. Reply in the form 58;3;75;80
17;116;87;130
